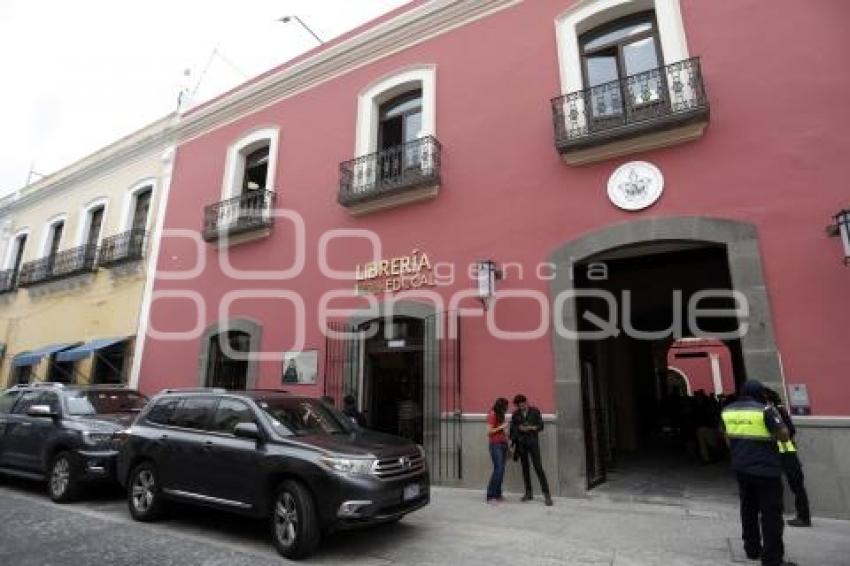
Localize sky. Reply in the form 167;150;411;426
0;0;410;195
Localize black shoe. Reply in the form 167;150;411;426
745;549;761;561
779;561;799;566
544;495;553;506
521;493;533;502
787;518;811;527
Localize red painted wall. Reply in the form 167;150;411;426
667;339;735;395
139;0;850;416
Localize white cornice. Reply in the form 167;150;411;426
177;0;520;143
0;114;178;218
0;1;520;218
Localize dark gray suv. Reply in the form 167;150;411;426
117;389;430;559
0;382;148;502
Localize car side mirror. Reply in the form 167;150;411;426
27;405;58;419
233;422;262;440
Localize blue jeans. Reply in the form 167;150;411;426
487;442;508;499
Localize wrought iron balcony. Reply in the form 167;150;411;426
203;189;276;242
339;136;442;214
0;269;16;294
551;57;709;164
17;244;99;287
99;230;146;267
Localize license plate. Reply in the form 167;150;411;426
403;484;421;501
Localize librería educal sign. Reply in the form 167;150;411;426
355;249;436;293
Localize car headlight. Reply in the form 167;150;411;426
320;456;376;476
416;444;428;469
81;431;115;448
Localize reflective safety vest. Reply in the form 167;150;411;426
777;439;797;453
721;407;772;441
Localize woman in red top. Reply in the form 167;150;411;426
486;397;510;503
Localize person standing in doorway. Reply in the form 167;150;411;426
721;380;796;566
342;394;367;428
511;394;552;506
764;388;811;527
486;397;510;503
397;382;420;441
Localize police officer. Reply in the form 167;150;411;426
764;387;811;527
721;380;797;566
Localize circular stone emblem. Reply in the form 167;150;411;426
607;161;664;211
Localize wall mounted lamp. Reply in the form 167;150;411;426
476;259;503;310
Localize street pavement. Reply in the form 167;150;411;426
1;477;849;565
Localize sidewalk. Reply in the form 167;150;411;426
391;487;850;566
2;480;848;565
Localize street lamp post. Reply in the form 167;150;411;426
278;16;325;45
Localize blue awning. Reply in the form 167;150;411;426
11;343;79;367
55;337;126;363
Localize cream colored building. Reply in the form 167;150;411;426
0;115;176;387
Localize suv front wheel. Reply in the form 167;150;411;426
48;451;80;503
270;480;320;559
128;462;165;521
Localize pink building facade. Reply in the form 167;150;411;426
134;0;850;517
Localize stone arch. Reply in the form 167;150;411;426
666;365;692;396
340;298;451;474
549;216;781;496
197;318;263;389
344;299;439;415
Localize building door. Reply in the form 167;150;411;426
206;331;250;390
92;341;128;384
130;188;152;256
581;360;606;487
573;243;745;490
10;234;27;286
324;310;463;482
378;90;423;182
46;222;64;275
362;317;424;443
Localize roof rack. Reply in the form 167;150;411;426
159;387;226;394
28;382;66;389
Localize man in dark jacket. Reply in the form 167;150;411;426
764;388;811;527
342;394;367;428
721;380;796;566
510;394;552;506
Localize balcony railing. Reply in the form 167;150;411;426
17;244;99;287
551;57;708;156
203;189;276;242
99;230;146;267
339;136;442;211
0;269;16;294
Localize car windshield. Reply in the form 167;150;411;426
65;390;149;416
257;398;351;436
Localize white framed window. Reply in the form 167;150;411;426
220;127;279;201
4;229;30;279
75;198;109;248
555;0;689;95
552;0;701;159
120;180;157;233
355;65;437;158
40;214;68;258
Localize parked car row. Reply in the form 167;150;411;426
0;383;430;559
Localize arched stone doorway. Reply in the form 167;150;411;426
197;319;262;390
549;217;782;496
324;299;463;483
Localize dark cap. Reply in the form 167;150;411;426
740;380;764;398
